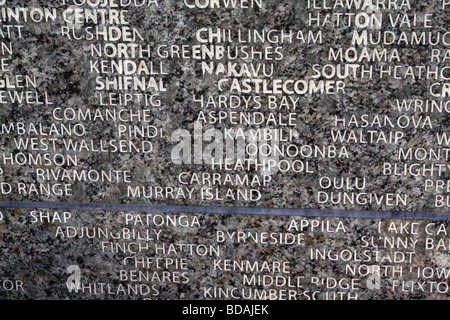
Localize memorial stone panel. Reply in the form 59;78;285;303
0;208;449;300
0;0;448;300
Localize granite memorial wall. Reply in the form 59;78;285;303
0;0;448;300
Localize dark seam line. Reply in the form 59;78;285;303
0;201;448;221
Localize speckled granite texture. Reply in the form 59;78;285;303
0;0;447;214
0;0;448;300
0;208;448;300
